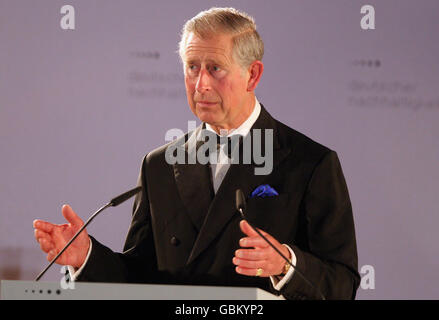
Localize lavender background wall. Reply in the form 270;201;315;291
1;0;438;299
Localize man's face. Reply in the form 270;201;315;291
183;32;252;130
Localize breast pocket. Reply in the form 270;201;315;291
244;193;290;234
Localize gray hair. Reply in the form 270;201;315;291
178;7;264;68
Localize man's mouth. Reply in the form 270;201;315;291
196;101;218;107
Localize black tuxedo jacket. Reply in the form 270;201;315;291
77;105;360;300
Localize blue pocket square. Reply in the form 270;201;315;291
250;184;279;198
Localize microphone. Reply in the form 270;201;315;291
35;186;142;281
235;189;326;300
110;186;143;206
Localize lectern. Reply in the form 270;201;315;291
1;280;284;300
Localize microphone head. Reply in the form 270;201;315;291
235;189;246;216
110;186;142;207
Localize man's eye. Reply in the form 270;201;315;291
212;66;220;72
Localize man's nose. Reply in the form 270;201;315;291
195;69;212;93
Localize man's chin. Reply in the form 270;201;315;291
196;110;222;125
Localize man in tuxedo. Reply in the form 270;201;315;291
33;8;360;300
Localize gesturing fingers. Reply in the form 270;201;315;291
233;247;271;277
233;257;265;269
239;236;269;248
33;219;54;233
235;266;268;277
34;224;61;256
235;248;266;260
233;259;267;277
38;238;55;253
34;229;50;242
233;248;267;267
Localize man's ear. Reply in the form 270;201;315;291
246;60;264;92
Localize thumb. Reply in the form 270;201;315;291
240;219;263;237
62;204;84;228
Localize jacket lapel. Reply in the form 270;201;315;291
186;105;292;265
172;125;214;232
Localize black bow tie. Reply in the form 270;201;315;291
196;134;242;159
215;134;242;158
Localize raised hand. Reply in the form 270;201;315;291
33;204;90;269
233;220;291;277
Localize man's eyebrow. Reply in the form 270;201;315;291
184;58;198;65
184;57;229;66
207;58;228;66
186;44;226;52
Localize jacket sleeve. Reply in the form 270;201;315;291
76;155;161;283
280;151;360;300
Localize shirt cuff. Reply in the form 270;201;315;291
269;244;297;291
67;237;92;281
